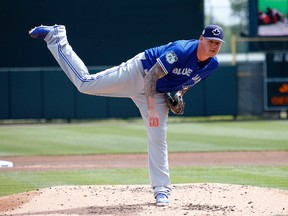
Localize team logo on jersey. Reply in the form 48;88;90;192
212;28;221;36
165;51;178;64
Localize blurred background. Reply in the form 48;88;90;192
0;0;287;122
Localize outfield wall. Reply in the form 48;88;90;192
0;0;241;120
0;0;203;67
0;65;237;120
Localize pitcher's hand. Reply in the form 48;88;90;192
148;108;159;127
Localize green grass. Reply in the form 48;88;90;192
1;166;288;197
0;119;288;156
168;120;288;151
171;166;288;189
0;168;150;196
0;121;148;156
0;119;288;197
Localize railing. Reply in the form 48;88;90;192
231;36;288;65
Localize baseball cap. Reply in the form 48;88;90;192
201;25;225;43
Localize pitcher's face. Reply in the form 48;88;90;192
198;36;222;58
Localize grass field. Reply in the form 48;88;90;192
1;118;288;156
1;166;288;197
0;118;288;197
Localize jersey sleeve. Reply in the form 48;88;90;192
156;43;185;74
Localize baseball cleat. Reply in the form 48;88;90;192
155;193;169;206
28;25;58;40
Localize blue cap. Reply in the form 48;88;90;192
202;25;225;43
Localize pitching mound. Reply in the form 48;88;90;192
1;184;288;216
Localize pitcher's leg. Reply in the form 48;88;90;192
132;94;171;197
147;115;171;197
43;25;145;97
44;25;92;92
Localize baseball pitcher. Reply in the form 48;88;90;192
29;24;224;206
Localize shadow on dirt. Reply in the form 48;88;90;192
6;203;155;216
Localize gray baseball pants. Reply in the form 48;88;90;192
44;25;171;197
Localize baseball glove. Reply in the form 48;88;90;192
166;92;185;115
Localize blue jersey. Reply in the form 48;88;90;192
142;40;220;92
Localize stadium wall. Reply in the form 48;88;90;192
0;65;238;120
0;0;204;67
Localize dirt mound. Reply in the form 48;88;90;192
1;184;288;216
1;151;288;215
